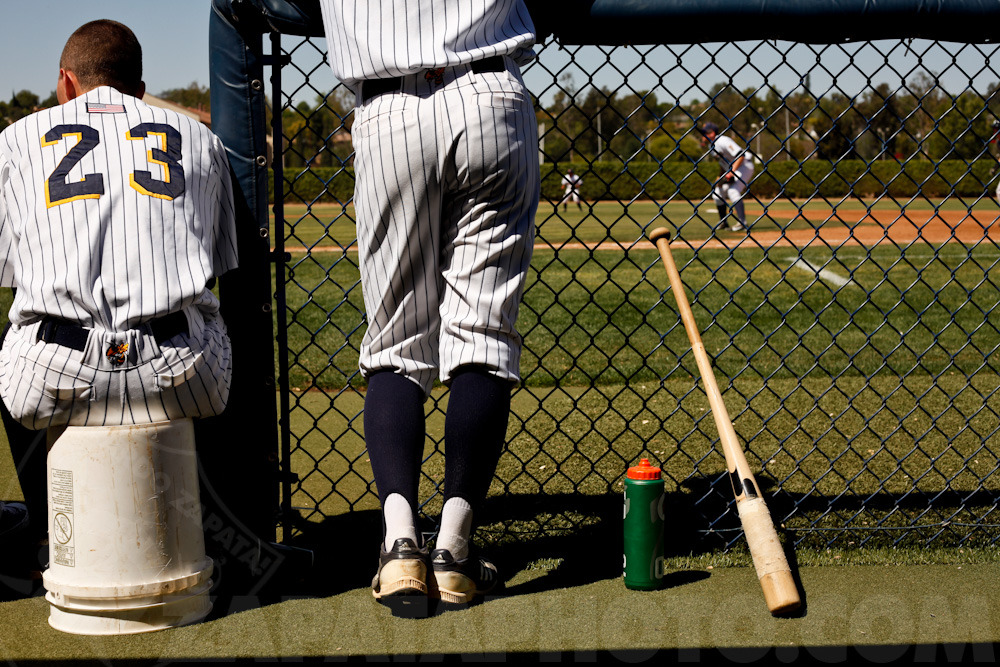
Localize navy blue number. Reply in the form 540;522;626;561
43;125;105;207
126;123;185;200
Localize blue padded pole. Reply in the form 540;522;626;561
201;0;279;555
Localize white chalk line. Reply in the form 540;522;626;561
787;258;855;288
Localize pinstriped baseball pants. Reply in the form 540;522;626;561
0;308;232;429
351;58;539;395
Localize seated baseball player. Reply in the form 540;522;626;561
0;20;238;559
0;19;238;430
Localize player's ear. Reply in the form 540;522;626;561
57;68;83;104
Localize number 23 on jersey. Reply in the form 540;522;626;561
42;122;185;208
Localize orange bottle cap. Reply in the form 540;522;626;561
627;458;662;480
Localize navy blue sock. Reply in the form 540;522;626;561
363;371;425;517
443;367;512;508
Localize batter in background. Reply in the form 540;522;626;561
319;0;540;609
0;20;238;562
699;121;754;232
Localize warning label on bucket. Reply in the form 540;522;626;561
51;469;75;567
53;513;72;543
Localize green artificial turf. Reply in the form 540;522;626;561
0;564;998;660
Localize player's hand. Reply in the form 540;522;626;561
721;172;735;184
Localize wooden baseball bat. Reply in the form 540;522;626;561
648;226;801;615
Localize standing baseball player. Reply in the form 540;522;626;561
698;122;754;232
561;168;583;211
0;20;238;430
319;0;539;611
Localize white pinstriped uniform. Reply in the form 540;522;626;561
0;86;238;429
709;134;754;205
321;0;540;395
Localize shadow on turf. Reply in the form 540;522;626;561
274;489;723;602
473;491;712;597
176;476;1000;618
0;470;811;620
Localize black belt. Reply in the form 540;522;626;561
360;56;507;104
37;312;188;352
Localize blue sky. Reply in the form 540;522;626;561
0;0;213;100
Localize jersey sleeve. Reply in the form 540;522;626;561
210;135;239;277
722;136;746;162
0;149;16;288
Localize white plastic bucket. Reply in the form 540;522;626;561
43;419;213;635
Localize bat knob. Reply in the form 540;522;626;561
648;227;671;243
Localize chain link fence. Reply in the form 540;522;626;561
269;33;1000;554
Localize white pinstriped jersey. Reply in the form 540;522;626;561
321;0;536;86
0;86;238;330
320;0;540;394
0;86;239;428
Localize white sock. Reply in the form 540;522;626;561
436;497;473;560
382;493;418;551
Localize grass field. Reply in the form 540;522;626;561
281;244;1000;390
272;196;1000;554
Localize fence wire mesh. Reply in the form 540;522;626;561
269;35;1000;553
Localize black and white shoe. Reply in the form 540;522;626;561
430;548;499;604
730;222;748;232
371;538;429;600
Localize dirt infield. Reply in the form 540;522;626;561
555;207;1000;252
731;207;1000;250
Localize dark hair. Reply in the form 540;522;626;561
60;20;142;96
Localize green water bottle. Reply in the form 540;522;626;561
623;458;665;590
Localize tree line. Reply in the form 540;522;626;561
538;73;1000;166
0;90;59;129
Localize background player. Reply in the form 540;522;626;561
319;0;540;611
561;167;583;211
698;122;754;232
0;20;238;555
